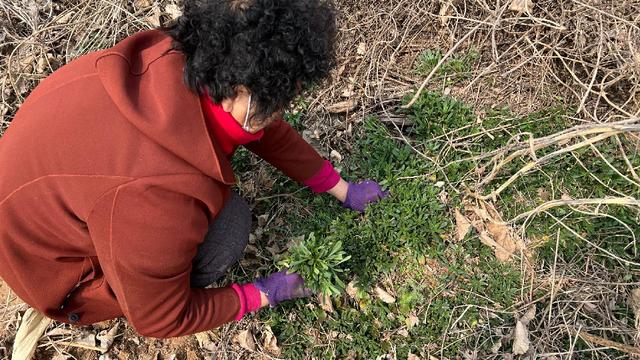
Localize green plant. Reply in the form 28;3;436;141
278;232;351;296
415;49;443;75
248;87;639;359
415;49;479;80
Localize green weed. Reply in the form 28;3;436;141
236;88;636;358
415;49;479;81
278;233;351;296
250;104;522;358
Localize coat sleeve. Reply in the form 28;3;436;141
86;179;240;338
244;119;325;183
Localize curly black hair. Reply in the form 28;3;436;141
163;0;337;122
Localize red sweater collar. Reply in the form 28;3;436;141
199;93;264;156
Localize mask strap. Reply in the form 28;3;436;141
242;93;252;132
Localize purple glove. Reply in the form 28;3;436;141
342;180;389;213
254;270;313;307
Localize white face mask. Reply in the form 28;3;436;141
242;93;252;132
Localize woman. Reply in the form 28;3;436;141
0;0;387;338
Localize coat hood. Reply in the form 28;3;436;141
95;30;235;184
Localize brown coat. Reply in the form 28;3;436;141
0;30;324;338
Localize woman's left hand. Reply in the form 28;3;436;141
254;270;313;307
342;180;389;213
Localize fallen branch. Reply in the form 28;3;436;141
567;326;640;356
468;131;622;201
478;119;640;187
508;197;640;224
55;341;108;353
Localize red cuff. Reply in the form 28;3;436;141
231;283;262;320
304;160;340;193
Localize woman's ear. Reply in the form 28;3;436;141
221;97;234;113
221;85;249;113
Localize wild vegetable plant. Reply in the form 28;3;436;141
278;232;351;297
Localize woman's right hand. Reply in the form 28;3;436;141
254;270;312;307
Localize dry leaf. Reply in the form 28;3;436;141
486;222;518;261
165;4;182;20
232;329;256;351
629;288;640;333
244;244;258;254
346;280;359;299
265;244;280;256
35;57;47;74
468;204;490;222
330;150;343;163
487;222;515;250
407;352;420;360
439;0;452;26
509;0;533;13
520;305;536;326
19;55;35;73
356;42;366;55
483;201;504;221
257;214;269;227
537;188;550;201
239;258;261;267
468;202;522;262
405;313;419;330
11;308;52;360
262;325;281;355
341;85;355;98
438;190;449;205
195;331;217;352
135;0;151;7
77;333;97;347
479;231;512;262
475;165;486;176
97;322;120;351
512;320;530;355
454;209;472;241
142;351;159;360
461;350;477;360
561;193;572;201
318;293;334;313
55;11;74;25
146;5;161;27
326;99;358;113
490;340;502;353
374;286;396;304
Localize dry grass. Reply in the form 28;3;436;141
1;0;640;358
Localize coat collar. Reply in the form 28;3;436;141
95;30;235;185
199;93;265;156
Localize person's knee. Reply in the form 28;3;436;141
225;192;251;247
190;192;252;287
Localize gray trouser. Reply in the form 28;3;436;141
190;192;251;288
